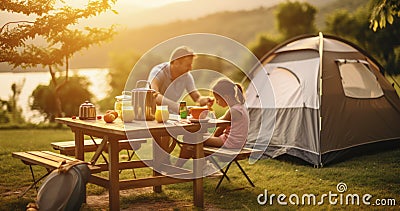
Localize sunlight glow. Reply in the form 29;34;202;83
130;0;192;8
57;0;192;10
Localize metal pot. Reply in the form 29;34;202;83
132;80;157;121
79;100;96;120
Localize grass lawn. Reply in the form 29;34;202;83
0;129;399;210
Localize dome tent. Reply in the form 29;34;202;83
245;33;400;167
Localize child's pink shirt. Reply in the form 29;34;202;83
219;103;249;149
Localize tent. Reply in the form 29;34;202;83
245;33;400;167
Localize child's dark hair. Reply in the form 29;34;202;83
212;78;245;104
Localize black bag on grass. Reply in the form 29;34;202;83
35;160;90;211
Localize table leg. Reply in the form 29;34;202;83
74;130;86;203
152;136;166;193
108;137;120;210
74;130;84;160
193;134;204;208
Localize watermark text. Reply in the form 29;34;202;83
257;183;396;206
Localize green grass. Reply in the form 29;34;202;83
0;129;399;210
0;129;74;211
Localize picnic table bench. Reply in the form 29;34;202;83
12;151;101;197
51;138;146;156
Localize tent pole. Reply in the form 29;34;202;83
317;32;324;167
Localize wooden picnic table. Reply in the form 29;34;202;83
55;117;230;210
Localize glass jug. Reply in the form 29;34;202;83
114;91;132;119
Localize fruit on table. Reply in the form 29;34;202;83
104;113;116;123
106;110;118;118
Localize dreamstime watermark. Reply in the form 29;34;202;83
257;182;397;206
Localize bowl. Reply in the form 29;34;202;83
190;107;209;119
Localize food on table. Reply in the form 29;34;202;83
104;113;116;123
106;110;118;119
190;107;209;119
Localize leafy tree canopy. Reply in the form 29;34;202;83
325;5;400;75
248;34;281;59
275;1;317;39
369;0;400;31
1;0;117;118
30;76;93;122
0;0;117;69
248;1;316;61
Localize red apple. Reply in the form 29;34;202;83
104;113;116;123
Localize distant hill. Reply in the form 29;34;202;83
70;0;369;69
107;0;288;29
69;7;276;68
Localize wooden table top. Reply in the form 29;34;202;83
56;117;230;139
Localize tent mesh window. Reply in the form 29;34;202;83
336;59;384;99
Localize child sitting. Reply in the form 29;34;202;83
175;78;249;175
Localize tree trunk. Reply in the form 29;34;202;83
48;65;63;122
65;56;69;81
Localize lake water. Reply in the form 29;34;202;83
0;68;110;123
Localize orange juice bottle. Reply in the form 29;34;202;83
155;105;169;123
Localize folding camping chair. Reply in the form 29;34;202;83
203;146;263;190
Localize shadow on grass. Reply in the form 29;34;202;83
273;139;400;168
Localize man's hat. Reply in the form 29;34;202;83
169;46;195;63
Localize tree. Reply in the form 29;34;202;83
0;81;25;124
10;80;25;123
30;76;93;122
0;0;117;118
325;6;400;75
275;1;317;39
248;34;280;59
247;1;316;78
369;0;400;31
324;10;359;37
0;99;10;124
98;51;142;111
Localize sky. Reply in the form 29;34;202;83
64;0;192;9
128;0;191;8
0;0;284;29
0;0;190;26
